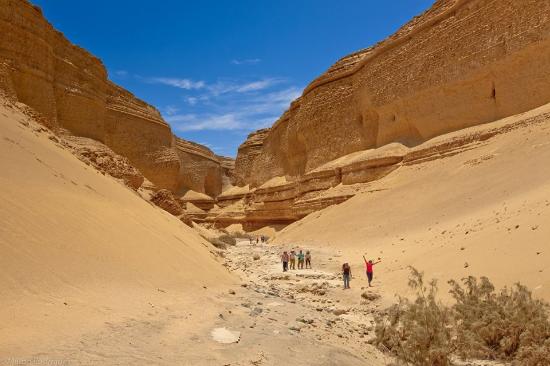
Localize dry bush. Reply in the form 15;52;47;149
202;234;238;250
374;267;453;366
449;276;550;365
218;234;237;246
207;237;227;249
375;268;550;366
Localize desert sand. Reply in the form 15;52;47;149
272;103;550;304
2;0;550;364
0;99;392;365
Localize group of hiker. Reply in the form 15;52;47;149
249;235;267;245
280;250;312;271
280;249;381;288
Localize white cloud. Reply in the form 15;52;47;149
163;105;180;116
149;77;206;90
166;86;302;132
185;97;198;106
113;70;128;78
168;113;245;132
235;78;284;93
205;78;285;97
231;58;261;65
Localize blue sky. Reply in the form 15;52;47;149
32;0;434;157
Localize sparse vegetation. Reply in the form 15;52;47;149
374;267;453;366
374;267;550;366
218;234;237;246
207;237;228;249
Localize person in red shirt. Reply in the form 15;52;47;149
363;256;381;287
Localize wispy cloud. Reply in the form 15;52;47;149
148;77;206;90
144;76;282;97
113;70;128;78
231;58;261;65
166;86;302;132
163;105;180;116
235;79;283;93
205;78;285;97
168;113;244;132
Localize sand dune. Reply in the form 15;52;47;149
0;101;233;360
273;103;550;303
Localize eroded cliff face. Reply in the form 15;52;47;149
228;0;550;230
175;138;225;197
235;0;550;186
233;128;270;187
0;0;231;196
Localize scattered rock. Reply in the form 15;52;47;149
150;189;183;216
250;307;263;317
211;327;241;344
361;292;380;301
296;316;314;324
333;308;348;316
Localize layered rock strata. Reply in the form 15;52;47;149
211;105;550;230
233;128;270;186
225;0;550;229
0;0;231;196
175;138;225;197
235;0;550;187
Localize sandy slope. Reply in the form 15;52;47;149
0;101;234;362
273;104;550;304
0;101;393;365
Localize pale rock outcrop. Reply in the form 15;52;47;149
63;134;144;190
150;189;183;216
180;190;216;211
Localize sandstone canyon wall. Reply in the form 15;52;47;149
235;0;550;187
0;0;230;196
222;0;550;230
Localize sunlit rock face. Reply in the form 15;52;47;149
235;0;550;188
0;0;233;193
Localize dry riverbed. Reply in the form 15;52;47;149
210;239;391;365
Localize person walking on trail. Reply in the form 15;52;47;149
342;263;352;289
289;250;296;270
297;250;305;269
305;250;312;269
281;251;289;272
363;256;381;287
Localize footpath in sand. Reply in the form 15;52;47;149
210;239;391;365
